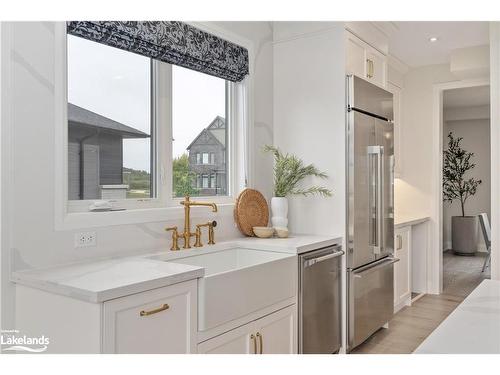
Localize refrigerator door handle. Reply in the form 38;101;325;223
368;145;384;254
353;257;399;278
379;145;385;254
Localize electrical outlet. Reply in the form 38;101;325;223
75;231;97;248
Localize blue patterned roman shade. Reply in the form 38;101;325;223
67;21;249;82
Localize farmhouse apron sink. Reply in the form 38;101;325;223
167;248;297;331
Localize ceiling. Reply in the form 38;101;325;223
443;85;490;109
376;22;490;67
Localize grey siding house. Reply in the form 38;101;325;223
187;116;227;196
68;103;149;200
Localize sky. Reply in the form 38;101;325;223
67;35;226;172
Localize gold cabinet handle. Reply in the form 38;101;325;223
366;59;374;78
256;332;263;354
250;334;257;354
139;303;169;316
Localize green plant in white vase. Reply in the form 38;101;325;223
264;145;332;230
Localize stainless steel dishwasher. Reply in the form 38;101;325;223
299;245;344;354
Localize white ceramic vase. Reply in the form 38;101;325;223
271;197;288;229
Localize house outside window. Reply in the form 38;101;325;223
173;65;229;197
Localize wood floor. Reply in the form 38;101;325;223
351;251;490;354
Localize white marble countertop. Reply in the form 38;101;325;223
415;279;500;354
12;234;342;303
395;215;430;229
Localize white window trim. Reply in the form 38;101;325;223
54;22;253;230
65;57;170;214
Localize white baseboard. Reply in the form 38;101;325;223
394;295;411;313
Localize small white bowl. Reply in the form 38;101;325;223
274;227;289;238
253;226;275;238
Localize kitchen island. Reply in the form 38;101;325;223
415;279;500;354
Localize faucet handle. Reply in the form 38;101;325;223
194;226;203;248
165;226;180;251
208;221;217;245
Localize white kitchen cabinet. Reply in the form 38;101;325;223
346;31;387;88
394;226;412;312
197;305;296;354
197;323;255;354
346;34;366;79
255;304;296;354
387;82;403;177
103;281;197;354
15;279;198;354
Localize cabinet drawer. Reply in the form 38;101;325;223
103;280;197;354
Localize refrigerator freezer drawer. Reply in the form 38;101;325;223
348;258;398;350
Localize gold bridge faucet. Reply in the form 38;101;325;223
166;195;218;250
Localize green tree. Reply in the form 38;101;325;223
443;132;482;216
173;153;199;197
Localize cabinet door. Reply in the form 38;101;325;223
197;323;256;354
255;305;297;354
366;49;387;88
103;280;197;354
387;82;403;177
394;226;411;312
346;33;366;79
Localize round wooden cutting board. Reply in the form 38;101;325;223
234;188;269;236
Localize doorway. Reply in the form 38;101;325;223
440;84;491;297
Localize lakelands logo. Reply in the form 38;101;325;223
1;329;49;353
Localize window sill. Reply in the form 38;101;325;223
56;202;235;231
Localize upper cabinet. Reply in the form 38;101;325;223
346;31;387;88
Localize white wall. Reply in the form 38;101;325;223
272;21;346;352
273;23;346;237
0;22;274;329
395;64;457;219
396;64;459;294
489;22;500;280
442;116;491;251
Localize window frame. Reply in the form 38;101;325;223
62;29;237;216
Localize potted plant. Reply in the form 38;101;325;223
264;145;332;229
443;132;482;255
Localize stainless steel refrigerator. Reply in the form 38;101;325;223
346;75;397;351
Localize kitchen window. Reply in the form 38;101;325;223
172;65;230;197
65;32;236;214
67;35;155;202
